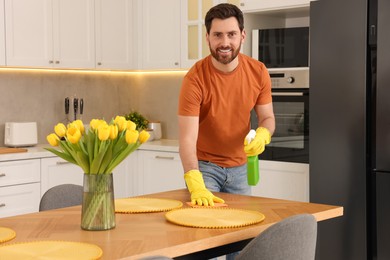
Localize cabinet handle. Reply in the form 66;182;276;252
97;62;102;66
174;62;179;66
0;203;5;207
0;173;5;177
155;156;174;160
56;161;71;165
240;3;245;6
55;61;60;64
49;60;53;64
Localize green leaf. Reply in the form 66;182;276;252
90;140;109;174
106;142;140;173
98;141;113;173
77;150;90;173
45;148;77;165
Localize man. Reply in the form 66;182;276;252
178;3;275;207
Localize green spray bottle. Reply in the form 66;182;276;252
246;130;259;186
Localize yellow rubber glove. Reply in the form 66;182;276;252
244;127;271;157
184;170;225;206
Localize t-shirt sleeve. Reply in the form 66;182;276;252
178;74;202;116
256;64;272;105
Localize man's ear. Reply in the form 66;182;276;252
241;29;246;43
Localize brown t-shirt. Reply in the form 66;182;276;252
178;54;272;167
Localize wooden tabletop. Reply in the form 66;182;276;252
0;189;343;259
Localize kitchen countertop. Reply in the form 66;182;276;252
0;139;179;162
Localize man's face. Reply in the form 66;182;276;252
206;17;246;65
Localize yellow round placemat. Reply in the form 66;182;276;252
0;241;103;260
115;197;183;213
165;208;265;229
0;227;16;243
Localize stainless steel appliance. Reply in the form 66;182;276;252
250;69;309;163
252;27;309;69
310;0;389;259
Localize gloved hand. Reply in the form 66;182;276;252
244;127;271;157
184;169;225;206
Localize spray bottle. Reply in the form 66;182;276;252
245;129;260;185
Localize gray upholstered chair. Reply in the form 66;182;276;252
235;214;317;260
39;184;84;211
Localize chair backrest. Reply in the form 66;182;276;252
39;184;84;211
235;214;317;260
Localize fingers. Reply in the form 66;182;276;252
214;196;225;204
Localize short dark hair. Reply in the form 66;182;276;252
205;3;244;34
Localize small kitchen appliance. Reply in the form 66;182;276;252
4;122;38;147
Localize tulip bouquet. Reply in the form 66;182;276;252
46;116;149;174
46;116;150;230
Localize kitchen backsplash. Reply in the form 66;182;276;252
0;69;186;146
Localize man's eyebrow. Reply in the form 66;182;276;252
212;30;239;34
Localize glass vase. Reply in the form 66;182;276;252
81;173;116;231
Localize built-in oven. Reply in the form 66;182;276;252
250;69;309;163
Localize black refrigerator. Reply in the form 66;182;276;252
310;0;390;259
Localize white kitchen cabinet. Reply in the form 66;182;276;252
239;0;310;13
137;0;181;69
40;157;84;197
137;150;185;195
41;156;131;199
95;0;136;70
0;0;5;66
5;0;95;68
0;159;41;217
251;160;309;202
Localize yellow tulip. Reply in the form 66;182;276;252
67;126;82;144
126;120;136;131
90;119;107;131
109;124;118;140
54;123;66;138
73;120;85;134
125;129;139;144
47;133;60;146
114;116;127;132
139;130;150;144
98;124;110;141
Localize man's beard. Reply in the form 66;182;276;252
209;43;241;65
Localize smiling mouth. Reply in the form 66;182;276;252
218;49;232;55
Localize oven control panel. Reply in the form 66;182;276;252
268;69;309;89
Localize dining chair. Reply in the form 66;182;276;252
235;214;317;260
39;184;84;211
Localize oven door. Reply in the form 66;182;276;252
250;88;309;163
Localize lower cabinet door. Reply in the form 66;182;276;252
40;157;84;197
251;160;310;202
0;183;40;218
41;156;130;199
137;150;185;195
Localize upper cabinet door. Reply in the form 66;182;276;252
0;0;5;66
5;0;53;67
52;0;95;69
5;0;94;69
138;0;181;69
95;0;135;70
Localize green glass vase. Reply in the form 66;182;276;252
81;173;116;231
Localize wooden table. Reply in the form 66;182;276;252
0;189;343;259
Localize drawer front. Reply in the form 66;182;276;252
0;183;40;217
0;159;40;187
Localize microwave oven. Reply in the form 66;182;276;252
252;27;309;69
